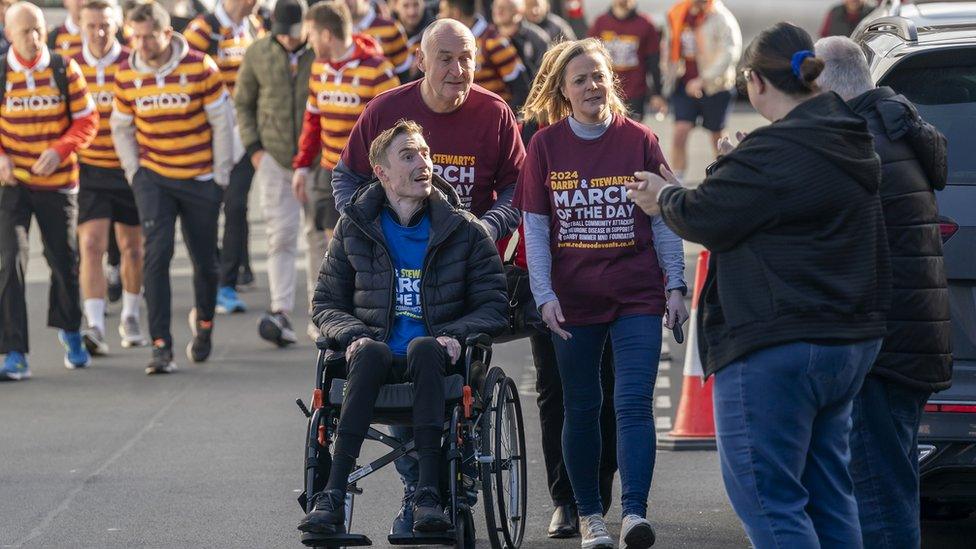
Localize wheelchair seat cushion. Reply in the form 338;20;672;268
328;374;465;413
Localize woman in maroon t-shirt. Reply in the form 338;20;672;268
515;39;688;548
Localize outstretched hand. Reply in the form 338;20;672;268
626;166;681;216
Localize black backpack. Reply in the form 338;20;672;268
0;52;72;123
199;12;268;57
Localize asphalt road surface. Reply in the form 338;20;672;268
2;111;975;548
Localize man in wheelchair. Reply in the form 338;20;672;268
297;120;508;536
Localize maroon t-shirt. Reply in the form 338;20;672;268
515;115;668;326
589;11;660;101
340;80;525;216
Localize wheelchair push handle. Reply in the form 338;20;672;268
464;333;492;350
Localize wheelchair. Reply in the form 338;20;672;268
295;333;528;548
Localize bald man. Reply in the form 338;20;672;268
329;18;525;535
0;2;99;380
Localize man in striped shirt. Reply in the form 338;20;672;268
437;0;529;108
110;0;235;375
345;0;412;80
48;0;85;57
74;0;148;356
0;1;99;381
292;0;399;226
184;0;266;314
392;0;435;82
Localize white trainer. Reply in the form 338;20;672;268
620;514;656;548
580;514;615;549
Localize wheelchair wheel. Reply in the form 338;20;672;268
454;505;476;549
480;374;527;548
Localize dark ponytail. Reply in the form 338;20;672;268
743;22;825;96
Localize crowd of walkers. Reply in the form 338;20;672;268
0;0;952;547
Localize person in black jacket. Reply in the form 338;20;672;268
815;35;951;549
626;23;891;549
298;120;508;536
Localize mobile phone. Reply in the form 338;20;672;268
672;321;684;345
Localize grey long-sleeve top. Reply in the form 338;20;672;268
524;115;687;309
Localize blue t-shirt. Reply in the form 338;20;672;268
381;208;431;356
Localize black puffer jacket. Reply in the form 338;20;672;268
312;178;508;350
660;92;891;376
849;87;952;392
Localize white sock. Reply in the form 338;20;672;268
121;291;141;321
84;298;105;333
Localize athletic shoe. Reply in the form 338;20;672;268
82;326;110;356
389;485;415;535
215;286;246;314
146;340;176;375
580;514;614;549
59;330;92;370
0;352;30;381
119;316;149;348
298;488;345;534
238;265;255;290
106;265;123;303
187;308;213;363
258;311;297;347
412;487;451;533
620;515;656;548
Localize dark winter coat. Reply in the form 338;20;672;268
312;177;508;350
849;86;952;392
659;92;892;376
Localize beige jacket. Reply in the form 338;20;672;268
661;1;742;97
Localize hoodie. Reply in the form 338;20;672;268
848;87;951;392
109;34;235;185
659;92;892;376
293;34;393;171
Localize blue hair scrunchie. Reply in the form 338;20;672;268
791;50;815;79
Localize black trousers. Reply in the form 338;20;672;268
131;168;222;347
0;185;82;353
219;156;254;287
531;333;617;511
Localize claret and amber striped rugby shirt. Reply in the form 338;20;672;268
182;4;265;96
112;44;228;181
300;39;399;169
48;17;83;58
470;15;524;102
73;41;128;169
0;48;96;190
354;5;412;76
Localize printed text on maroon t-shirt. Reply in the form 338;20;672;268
550;171;638;248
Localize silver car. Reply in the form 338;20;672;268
855;0;976;520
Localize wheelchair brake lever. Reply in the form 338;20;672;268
296;398;312;418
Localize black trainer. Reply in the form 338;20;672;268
298;489;345;535
146;341;176;375
258;311;297;347
187;308;213;363
389;485;415;535
412;487;451;533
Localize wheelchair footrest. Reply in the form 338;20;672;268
300;532;373;547
387;531;457;546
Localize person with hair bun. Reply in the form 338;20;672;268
517;38;687;549
625;22;892;548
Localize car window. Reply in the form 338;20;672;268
882;57;976;184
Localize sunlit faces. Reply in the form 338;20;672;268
128;19;172;66
561;52;612;124
306;23;333;59
375;132;434;200
5;5;45;60
418;26;476;104
393;0;425;29
81;5;118;57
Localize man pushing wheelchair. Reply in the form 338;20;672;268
298;120;508;536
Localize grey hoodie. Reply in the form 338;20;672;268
110;34;235;185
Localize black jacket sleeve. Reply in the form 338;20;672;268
311;220;373;348
658;145;779;252
436;224;509;339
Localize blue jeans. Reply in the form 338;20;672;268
850;376;930;549
713;339;882;549
391;425;418;491
551;314;662;517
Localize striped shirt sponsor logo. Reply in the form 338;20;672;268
316;89;362;108
134;92;192;111
5;94;64;111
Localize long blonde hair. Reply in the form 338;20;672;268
521;38;628;127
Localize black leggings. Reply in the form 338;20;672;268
328;338;448;492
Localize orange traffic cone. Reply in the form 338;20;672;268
658;250;716;451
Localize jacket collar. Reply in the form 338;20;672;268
81;39;123;69
470;14;488;39
346;175;464;248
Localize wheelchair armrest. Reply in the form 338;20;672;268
315;335;337;351
465;333;492;349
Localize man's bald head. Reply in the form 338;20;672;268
420;18;474;57
5;2;45;59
